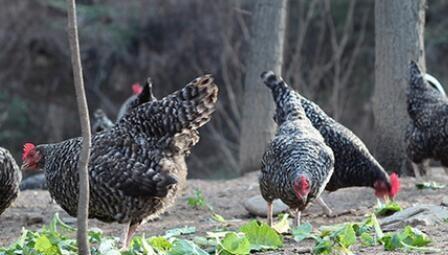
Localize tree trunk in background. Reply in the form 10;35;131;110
239;0;287;174
67;0;92;254
373;0;425;176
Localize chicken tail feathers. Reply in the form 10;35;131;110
261;71;288;90
123;75;218;138
409;60;425;89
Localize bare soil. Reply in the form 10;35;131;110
1;169;448;254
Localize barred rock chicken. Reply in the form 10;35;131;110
92;109;114;134
21;75;218;247
259;71;334;227
406;61;448;176
117;80;157;121
274;74;400;216
93;78;157;134
0;147;21;215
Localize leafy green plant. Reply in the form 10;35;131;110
217;232;250;255
416;181;446;190
187;189;211;210
272;213;290;234
374;201;402;216
239;220;283;251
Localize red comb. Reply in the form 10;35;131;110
389;172;400;198
132;83;143;95
22;143;35;160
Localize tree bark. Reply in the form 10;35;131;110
373;0;426;175
239;0;287;174
66;0;91;254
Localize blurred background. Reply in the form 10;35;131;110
0;0;445;178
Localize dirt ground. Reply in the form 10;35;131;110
1;168;448;254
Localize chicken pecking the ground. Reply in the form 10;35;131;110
0;147;22;215
259;71;334;227
285;77;400;216
21;75;218;248
406;61;448;176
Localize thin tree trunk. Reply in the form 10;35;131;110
373;0;425;175
66;0;91;254
239;0;287;174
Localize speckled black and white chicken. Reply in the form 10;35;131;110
116;80;157;121
406;61;448;176
92;78;157;134
259;71;334;227
266;74;400;216
21;75;218;247
0;147;21;215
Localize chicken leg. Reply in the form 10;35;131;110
267;201;273;227
317;197;333;217
121;222;139;250
293;209;301;228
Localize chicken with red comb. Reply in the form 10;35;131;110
21;75;218;248
259;71;334;227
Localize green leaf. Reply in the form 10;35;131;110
217;232;251;255
337;224;356;248
272;214;290;234
375;201;402;216
313;236;332;255
415;181;446;190
359;232;375;247
187;189;211;209
168;239;208;255
211;213;226;223
149;236;173;253
292;222;313;242
164;226;196;238
239;220;283;251
401;226;431;247
34;235;57;254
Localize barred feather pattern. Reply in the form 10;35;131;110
92;109;114;134
406;61;448;165
259;72;334;210
300;96;390;191
0;147;21;215
37;75;217;226
117;78;157;121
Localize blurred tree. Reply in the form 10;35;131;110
239;0;288;174
373;0;426;175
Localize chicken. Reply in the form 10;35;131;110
92;109;114;134
406;61;448;176
0;147;21;215
259;71;334;227
269;74;400;216
21;79;158;191
116;79;157;121
21;75;218;247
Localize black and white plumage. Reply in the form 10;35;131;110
116;78;157;121
92;109;114;134
259;71;334;227
261;73;399;216
406;61;448;175
93;78;157;134
0;147;21;215
22;75;218;247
